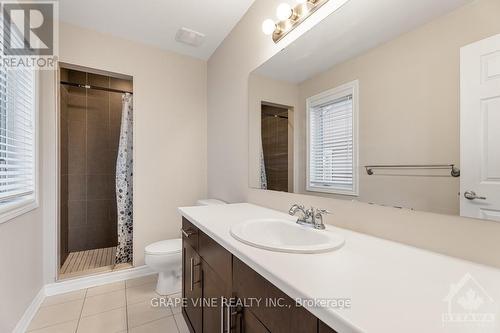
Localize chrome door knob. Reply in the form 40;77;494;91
464;191;487;200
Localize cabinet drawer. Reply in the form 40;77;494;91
233;257;317;333
182;217;199;251
199;231;232;286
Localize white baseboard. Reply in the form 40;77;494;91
44;265;154;296
13;287;45;333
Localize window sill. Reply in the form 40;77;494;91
0;197;39;225
306;186;359;197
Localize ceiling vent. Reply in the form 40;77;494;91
175;28;206;47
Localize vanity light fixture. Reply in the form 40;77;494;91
262;19;279;36
262;0;330;43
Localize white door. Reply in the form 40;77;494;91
460;34;500;221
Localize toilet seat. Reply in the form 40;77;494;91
145;239;181;255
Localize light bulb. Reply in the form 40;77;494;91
262;19;276;35
276;3;293;21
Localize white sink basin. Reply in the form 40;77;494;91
230;218;345;254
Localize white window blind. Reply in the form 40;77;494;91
307;82;358;195
0;53;36;204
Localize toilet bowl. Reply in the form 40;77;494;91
144;239;182;296
145;200;226;295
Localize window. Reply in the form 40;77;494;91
0;61;37;223
306;80;358;195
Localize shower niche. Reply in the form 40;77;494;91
59;65;134;279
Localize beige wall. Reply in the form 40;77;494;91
0;73;50;331
0;211;44;332
208;0;500;268
58;22;207;266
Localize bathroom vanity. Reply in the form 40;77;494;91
181;216;335;333
179;203;500;333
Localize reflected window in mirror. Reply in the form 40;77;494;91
306;80;359;196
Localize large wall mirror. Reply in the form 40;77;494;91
248;0;500;220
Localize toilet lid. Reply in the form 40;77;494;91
145;239;182;255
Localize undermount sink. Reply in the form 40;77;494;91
230;218;345;254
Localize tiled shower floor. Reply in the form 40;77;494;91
59;247;131;280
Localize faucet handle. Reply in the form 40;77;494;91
289;203;305;216
316;208;331;215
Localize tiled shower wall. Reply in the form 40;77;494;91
60;68;133;253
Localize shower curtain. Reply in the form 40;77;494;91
115;94;133;264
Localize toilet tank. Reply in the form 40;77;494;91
196;199;227;206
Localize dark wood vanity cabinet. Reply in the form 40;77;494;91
182;238;202;333
232;257;318;333
181;217;337;333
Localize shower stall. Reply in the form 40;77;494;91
58;65;134;279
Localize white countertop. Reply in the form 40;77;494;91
178;203;500;333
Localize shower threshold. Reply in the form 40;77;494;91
59;246;132;280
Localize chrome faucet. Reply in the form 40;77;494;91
289;204;330;230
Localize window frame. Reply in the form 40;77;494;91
306;80;359;196
0;69;39;225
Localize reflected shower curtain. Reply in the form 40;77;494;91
115;94;133;264
260;140;268;190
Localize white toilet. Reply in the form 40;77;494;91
145;198;226;295
145;239;182;296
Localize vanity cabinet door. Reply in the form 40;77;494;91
233;257;317;333
199;231;232;286
238;308;270;333
202;260;233;333
182;241;202;333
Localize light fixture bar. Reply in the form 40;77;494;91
272;0;330;43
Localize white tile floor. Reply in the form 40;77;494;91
27;274;190;333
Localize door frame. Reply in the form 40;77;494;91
50;62;137;282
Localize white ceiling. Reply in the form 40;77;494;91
59;0;255;60
256;0;473;83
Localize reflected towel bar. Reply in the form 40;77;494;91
365;164;460;177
